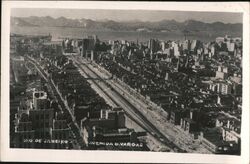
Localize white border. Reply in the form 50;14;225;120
1;1;249;163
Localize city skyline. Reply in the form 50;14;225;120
11;8;243;24
9;26;243;155
3;1;249;163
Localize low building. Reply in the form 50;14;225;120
81;109;126;130
215;66;228;80
83;126;140;149
81;108;143;150
199;127;239;154
222;128;240;145
217;95;234;106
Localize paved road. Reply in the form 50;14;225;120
69;55;184;152
86;58;213;154
25;56;85;149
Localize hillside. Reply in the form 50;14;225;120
11;16;243;34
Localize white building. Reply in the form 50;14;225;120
227;42;235;52
216;66;228;80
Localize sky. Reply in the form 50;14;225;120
11;8;243;24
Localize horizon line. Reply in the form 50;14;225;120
11;15;243;24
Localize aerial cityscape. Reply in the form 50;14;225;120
10;9;242;155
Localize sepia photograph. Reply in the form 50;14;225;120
1;1;250;163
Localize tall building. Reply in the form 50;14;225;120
14;90;71;149
191;40;197;51
172;42;180;57
191;40;201;52
148;39;159;54
226;42;235;52
160;41;167;51
81;35;98;59
182;40;191;51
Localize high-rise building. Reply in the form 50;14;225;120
81;35;97;59
182;40;191;51
191;40;201;52
148;39;159;54
226;42;235;52
160;41;167;51
14;90;71;149
172;42;180;57
191;40;197;51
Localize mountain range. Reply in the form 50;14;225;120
11;16;242;33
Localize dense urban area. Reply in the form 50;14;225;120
10;32;242;155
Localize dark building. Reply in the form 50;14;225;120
180;118;198;133
14;91;71;149
80;108;143;150
148;39;159;54
170;109;187;125
81;36;99;60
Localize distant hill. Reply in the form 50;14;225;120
11;17;38;27
11;16;242;34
